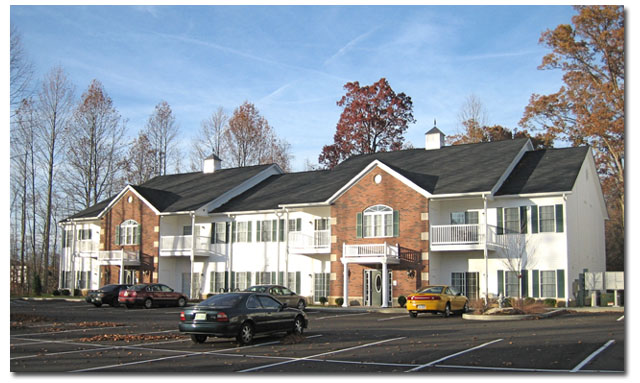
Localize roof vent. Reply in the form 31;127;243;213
203;154;222;173
425;120;445;150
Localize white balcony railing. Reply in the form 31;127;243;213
430;224;508;249
160;235;211;255
288;231;331;253
76;240;98;253
343;242;399;263
98;250;140;263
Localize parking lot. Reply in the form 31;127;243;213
10;299;624;373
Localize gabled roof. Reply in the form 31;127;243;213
495;146;590;196
215;139;531;212
62;164;275;221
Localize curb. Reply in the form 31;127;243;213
462;307;623;321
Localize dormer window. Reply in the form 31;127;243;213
116;219;140;245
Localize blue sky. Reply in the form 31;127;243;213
10;5;579;171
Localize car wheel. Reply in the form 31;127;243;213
190;334;207;344
291;316;304;335
144;298;153;309
409;312;418;318
296;300;306;311
462;301;469;314
177;297;187;307
93;302;102;308
443;303;451;318
237;322;254;345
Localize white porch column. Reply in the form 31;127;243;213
342;261;349;307
119;249;124;284
483;194;489;301
382;261;389;308
342;242;348;307
190;212;196;299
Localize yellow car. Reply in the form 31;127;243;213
406;285;469;318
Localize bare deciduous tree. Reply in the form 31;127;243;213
498;234;537;299
123;132;157;185
190;106;228;171
35;66;75;293
145;100;179;176
63;79;127;210
10;25;34;112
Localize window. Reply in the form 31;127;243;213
288;218;302;232
363;205;394;238
117;220;139;245
234;221;252;243
504;208;520;234
246;295;261;309
183;225;192;236
538;206;555;232
257;271;276;285
451;272;479;301
257;220;277;242
313;273;329;303
213;222;227;244
540;271;557;297
78;228;92;240
210;271;226;293
505;271;519;297
450;211;478;225
234;272;252;291
257;296;281;310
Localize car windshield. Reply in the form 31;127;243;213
418;286;444;294
246;286;267;293
199;294;243;307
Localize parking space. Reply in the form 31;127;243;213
10;300;624;373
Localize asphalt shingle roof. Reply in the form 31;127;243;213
495;146;589;196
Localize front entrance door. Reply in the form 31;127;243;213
364;269;392;306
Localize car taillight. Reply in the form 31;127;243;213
130;291;137;297
180;312;186;321
409;296;440;301
216;312;229;322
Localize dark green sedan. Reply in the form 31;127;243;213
179;292;308;345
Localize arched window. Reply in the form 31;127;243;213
117;219;140;245
363;205;394;238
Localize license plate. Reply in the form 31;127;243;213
418;305;426;309
195;313;207;321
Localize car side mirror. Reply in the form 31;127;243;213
280;303;288;311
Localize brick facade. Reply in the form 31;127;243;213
330;166;430;305
100;189;160;286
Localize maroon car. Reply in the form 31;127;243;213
118;283;188;309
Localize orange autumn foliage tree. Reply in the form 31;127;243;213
519;5;624;270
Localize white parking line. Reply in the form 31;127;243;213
406;338;504;372
377;315;407;322
316;312;369;320
238;336;406;372
10;325;130;337
71;337;293;372
571;340;615;372
617;315;624;321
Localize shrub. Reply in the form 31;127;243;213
52;289;61;296
398;296;407;308
335;297;344;306
60;289;71;296
543;298;557;307
524;297;536;305
319;297;328;306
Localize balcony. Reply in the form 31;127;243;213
160;235;212;257
342;243;400;264
429;224;507;251
98;250;140;266
76;240;98;255
288;231;331;254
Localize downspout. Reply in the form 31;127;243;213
284;208;290;289
71;221;77;295
483;193;489;302
563;192;569;307
275;210;283;285
190;212;196;299
226;214;235;292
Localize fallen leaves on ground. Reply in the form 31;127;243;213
78;333;184;343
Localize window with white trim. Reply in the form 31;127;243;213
363;205;393;238
540;271;557;297
505;271;519;297
118;220;139;245
213;222;227;244
234;272;252;291
235;221;252;243
78;228;92;240
539;206;556;233
504;208;520;234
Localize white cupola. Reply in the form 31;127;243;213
425;120;445;150
203;154;222;173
